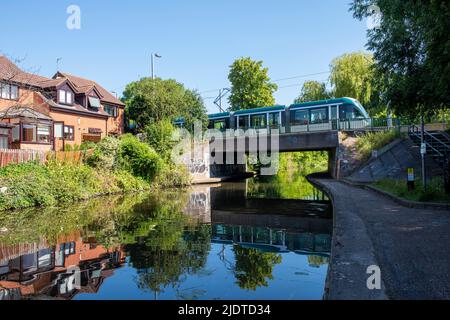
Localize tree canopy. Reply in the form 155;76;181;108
228;57;278;111
329;52;376;108
350;0;450;117
294;81;331;103
123;78;208;131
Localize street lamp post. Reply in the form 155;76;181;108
151;53;162;79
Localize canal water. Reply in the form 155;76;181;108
0;175;332;300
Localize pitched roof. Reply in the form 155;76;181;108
55;72;125;106
0;56;125;107
0;56;52;87
0;106;53;121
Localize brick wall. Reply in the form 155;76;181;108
50;110;108;146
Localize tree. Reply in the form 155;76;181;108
123;78;208;131
294;81;331;103
349;0;450;118
329;52;376;108
233;245;282;290
228;57;278;111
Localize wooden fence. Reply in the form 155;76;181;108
0;149;47;168
47;149;94;165
0;149;94;168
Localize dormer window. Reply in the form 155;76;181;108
88;97;100;109
59;89;73;105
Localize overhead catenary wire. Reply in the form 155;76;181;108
198;70;331;96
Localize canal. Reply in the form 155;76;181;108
0;173;332;300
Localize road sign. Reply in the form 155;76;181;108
420;143;427;155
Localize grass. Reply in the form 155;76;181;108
373;178;450;203
355;129;401;162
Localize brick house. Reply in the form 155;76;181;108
0;56;125;151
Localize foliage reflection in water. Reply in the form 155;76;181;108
0;175;332;300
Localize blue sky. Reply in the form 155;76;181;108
1;0;369;113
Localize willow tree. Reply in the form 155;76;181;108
228;57;278;111
329;52;375;107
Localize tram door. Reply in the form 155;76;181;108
331;106;338;130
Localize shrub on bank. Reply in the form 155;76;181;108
118;134;163;181
86;136;121;171
144;119;178;161
355;129;401;162
0;161;150;211
86;134;164;182
154;163;192;188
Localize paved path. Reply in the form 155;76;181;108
315;179;450;300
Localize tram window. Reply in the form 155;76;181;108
331;106;338;119
290;109;309;125
310;108;328;124
354;108;364;118
339;104;359;119
238;116;249;128
281;111;286;126
250;114;267;128
268;112;280;127
213;120;226;130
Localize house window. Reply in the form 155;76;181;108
37;125;51;143
0;82;19;100
21;123;52;143
22;124;36;142
0;128;9;149
64;125;75;141
59;89;73;105
104;104;117;117
12;125;20;142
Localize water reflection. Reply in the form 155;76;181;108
0;177;332;300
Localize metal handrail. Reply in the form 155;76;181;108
408;125;450;150
408;125;450;157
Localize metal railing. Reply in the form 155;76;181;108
408;125;450;158
207;118;401;136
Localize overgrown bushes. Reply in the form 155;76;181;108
0;129;190;212
0;161;150;211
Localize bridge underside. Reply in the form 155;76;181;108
209;131;340;178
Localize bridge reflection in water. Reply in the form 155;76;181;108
201;181;332;257
212;224;331;256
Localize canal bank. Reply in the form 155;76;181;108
309;176;450;300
